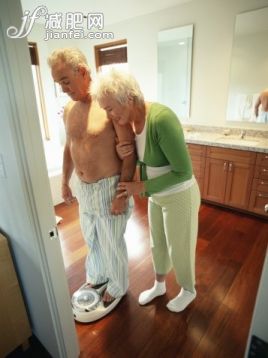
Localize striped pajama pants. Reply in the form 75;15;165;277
75;175;133;298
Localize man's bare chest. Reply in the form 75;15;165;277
66;108;115;142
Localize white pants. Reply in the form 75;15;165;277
76;176;133;297
149;180;200;292
257;111;268;123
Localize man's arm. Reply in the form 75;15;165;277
111;121;137;214
114;121;137;182
254;96;261;117
62;105;75;204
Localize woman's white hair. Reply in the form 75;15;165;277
92;69;144;105
47;47;90;72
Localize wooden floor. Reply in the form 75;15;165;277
55;197;268;358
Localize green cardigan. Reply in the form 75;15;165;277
140;103;193;196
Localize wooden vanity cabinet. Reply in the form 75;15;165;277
186;141;268;217
248;153;268;217
187;144;206;195
203;147;256;210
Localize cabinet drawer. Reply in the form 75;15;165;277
206;147;256;164
256;152;268;166
255;166;268;180
249;191;268;217
187;144;206;157
252;179;268;193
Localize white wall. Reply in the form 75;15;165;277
28;0;268;204
91;0;268;128
34;0;268;129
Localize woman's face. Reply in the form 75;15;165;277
100;96;132;126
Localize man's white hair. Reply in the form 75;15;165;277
92;69;144;105
47;47;90;72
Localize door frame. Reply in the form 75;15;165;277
0;1;79;357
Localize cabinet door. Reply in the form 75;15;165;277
187;144;206;196
249;191;268;217
203;158;228;203
191;157;205;194
225;162;254;209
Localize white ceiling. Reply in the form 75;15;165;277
21;0;192;25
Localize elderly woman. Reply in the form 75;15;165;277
92;70;200;313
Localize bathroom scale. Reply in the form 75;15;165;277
71;282;121;323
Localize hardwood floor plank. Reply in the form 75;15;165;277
55;198;268;357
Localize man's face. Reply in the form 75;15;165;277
100;96;131;126
51;61;89;101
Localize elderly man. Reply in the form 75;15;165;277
48;48;136;319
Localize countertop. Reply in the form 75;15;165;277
183;127;268;153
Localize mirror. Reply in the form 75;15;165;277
226;7;268;123
157;25;193;120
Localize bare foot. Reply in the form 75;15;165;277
102;290;115;303
85;282;107;289
85;282;93;288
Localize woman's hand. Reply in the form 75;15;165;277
116;181;145;198
116;141;135;160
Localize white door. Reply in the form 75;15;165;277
0;1;79;357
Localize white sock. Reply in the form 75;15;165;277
138;281;166;305
166;288;196;312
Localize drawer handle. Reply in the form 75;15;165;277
265;156;268;159
223;162;227;171
262;169;268;172
258;193;268;198
229;162;233;172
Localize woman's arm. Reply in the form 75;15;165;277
143;112;193;195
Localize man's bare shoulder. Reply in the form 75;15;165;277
89;100;111;126
64;100;75;114
260;89;268;98
63;100;76;123
90;100;107;115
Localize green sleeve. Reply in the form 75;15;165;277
144;112;192;196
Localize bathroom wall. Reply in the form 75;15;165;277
37;0;268;130
29;0;268;204
87;0;268;128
